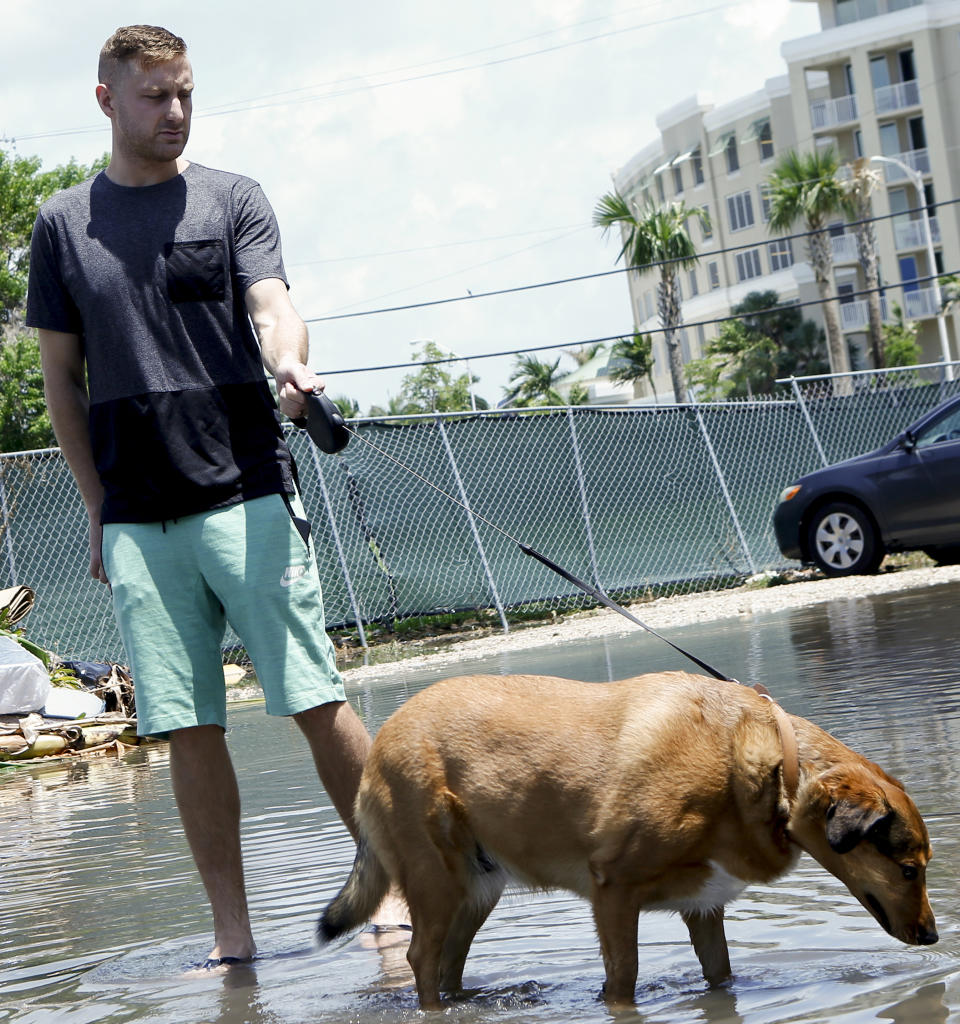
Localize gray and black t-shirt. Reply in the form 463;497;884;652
26;162;296;523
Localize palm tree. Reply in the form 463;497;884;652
593;193;708;404
842;159;885;369
562;342;605;367
503;355;566;407
767;147;851;382
608;331;657;401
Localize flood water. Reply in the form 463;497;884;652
2;581;959;1024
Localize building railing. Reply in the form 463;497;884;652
893;216;940;250
874;79;920;115
810;93;859;131
839;285;940;331
831;232;860;263
902;286;940;320
880;148;931;181
836;0;879;25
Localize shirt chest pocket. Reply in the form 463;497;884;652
165;240;226;302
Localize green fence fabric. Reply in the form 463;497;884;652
2;366;958;661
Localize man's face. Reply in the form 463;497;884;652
103;56;194;166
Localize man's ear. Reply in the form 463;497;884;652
825;799;891;854
96;83;114;118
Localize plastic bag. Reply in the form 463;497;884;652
0;636;51;715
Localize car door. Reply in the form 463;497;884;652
907;403;960;543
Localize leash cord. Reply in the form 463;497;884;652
335;424;734;682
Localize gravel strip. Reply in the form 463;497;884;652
341;565;960;688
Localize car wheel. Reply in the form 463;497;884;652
923;545;960;566
806;502;883;576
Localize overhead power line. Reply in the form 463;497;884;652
315;268;959;378
304;196;960;324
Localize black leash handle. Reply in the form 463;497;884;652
518;542;735;683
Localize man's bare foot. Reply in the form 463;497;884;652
360;888;411;950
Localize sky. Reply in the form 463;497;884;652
2;0;821;412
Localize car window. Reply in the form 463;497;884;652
915;403;960;448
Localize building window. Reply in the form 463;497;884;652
758;121;774;161
701;203;713;240
854;129;864;158
688;268;699;297
758;184;772;222
735;249;763;282
644;292;655;319
727;190;754;232
708;262;721;290
725;133;739;174
672;164;684;195
768;238;794;272
692;149;705;186
657;174;666;203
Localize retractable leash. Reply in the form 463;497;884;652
295;390;736;682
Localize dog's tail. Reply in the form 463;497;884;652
318;837;391;943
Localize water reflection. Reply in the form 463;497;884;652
1;583;959;1023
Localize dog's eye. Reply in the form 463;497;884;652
901;865;918;881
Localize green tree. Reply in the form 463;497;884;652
328;394;360;418
608;331;656;400
766;147;850;380
0;145;107;453
593;193;708;404
391;341;486;413
686;291;829;398
503;355;566;407
882;302;922;367
1;146;108;328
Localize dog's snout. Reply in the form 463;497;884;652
916;924;939;946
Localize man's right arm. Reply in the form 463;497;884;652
38;329;108;583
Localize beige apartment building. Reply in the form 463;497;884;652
589;0;960;403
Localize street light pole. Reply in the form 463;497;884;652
870;154;954;381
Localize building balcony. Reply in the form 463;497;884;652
893;216;941;251
810;94;858;131
831;233;860;264
874;79;920;115
839;286;939;332
879;148;931;182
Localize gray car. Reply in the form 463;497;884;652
773;393;960;576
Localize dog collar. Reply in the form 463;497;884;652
751;684;800;803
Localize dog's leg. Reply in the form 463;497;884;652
681;908;731;986
592;882;641;1006
438;873;506;993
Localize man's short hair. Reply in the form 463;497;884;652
98;25;187;83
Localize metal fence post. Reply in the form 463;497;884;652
687;390;757;576
435;418;509;634
566;407;603;590
306;443;368;649
0;462;17;586
788;376;829;468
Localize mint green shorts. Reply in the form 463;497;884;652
101;493;346;737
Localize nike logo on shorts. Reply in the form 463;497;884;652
280;565;307;588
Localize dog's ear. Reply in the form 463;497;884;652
826;799;892;854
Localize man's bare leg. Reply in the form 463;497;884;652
169;724;256;963
294;701;410;931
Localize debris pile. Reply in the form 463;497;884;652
0;585;150;764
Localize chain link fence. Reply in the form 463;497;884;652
2;361;958;662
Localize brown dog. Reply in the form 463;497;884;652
319;672;937;1008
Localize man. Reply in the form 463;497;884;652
27;25;403;968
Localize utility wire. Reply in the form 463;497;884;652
305;196;960;324
315;267;960;377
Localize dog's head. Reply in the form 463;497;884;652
792;764;937;946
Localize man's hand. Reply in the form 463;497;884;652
274;361;326;422
88;514;109;585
